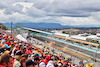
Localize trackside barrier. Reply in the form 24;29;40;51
40;35;100;54
30;37;84;65
38;35;100;62
33;35;100;67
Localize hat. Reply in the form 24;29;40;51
3;44;10;48
34;53;42;57
16;50;22;55
26;60;34;66
45;55;51;60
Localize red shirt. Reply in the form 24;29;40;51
5;42;11;46
25;50;32;55
41;59;47;65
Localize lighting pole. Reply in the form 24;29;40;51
11;22;13;37
94;49;97;62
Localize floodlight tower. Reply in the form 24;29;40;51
11;22;13;37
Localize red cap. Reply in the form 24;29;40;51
45;55;51;60
25;50;32;55
64;62;68;65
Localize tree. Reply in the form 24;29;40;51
0;23;6;29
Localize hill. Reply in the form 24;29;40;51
2;23;73;29
1;22;100;29
0;23;6;29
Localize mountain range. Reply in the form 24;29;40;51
1;23;73;29
1;22;100;29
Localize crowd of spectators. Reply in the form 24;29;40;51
0;31;80;67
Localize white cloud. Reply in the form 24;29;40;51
13;2;33;12
0;0;100;26
56;16;96;25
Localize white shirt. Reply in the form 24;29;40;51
46;61;54;67
11;47;16;58
39;62;46;67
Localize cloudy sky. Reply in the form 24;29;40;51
0;0;100;25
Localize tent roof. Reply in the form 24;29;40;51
16;34;28;43
23;27;52;35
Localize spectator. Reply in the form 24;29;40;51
0;53;13;67
34;53;41;58
25;48;32;55
20;57;27;67
22;47;27;54
0;37;6;45
11;44;19;57
13;50;22;67
34;57;40;67
46;60;54;67
21;54;28;60
5;40;11;46
0;31;79;67
39;55;50;67
3;44;10;50
26;59;35;67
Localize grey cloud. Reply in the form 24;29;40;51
0;0;25;14
26;5;47;17
1;0;100;17
47;13;90;17
0;1;10;9
4;4;24;14
33;0;100;17
91;12;100;21
0;0;100;25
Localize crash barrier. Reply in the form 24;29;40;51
33;38;100;67
35;34;100;62
30;37;84;65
